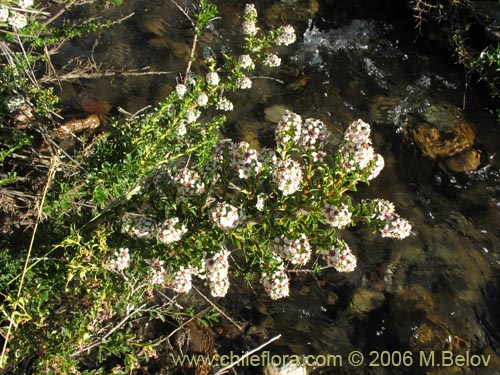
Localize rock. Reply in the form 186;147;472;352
347;287;385;317
411;105;475;159
443;148;481;173
265;105;289;124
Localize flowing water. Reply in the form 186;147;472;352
56;0;500;373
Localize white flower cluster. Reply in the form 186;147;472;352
109;248;131;271
0;1;32;30
170;168;206;199
380;216;412;239
0;6;7;22
236;75;252;89
367;199;411;239
371;199;396;221
320;241;357;273
238;54;255;70
210;202;240;230
322;203;352;228
6;96;25;112
275;25;296;46
153;165;205;199
177;121;187;136
273;234;311;265
197;93;209;107
7;12;27;29
176;83;187;98
185;108;201;124
149;259;166;285
276;111;302;147
276;112;328;154
216;97;234;112
339;119;382;173
204;249;230;297
156;217;188;244
242;4;258;36
206;71;220;86
263;53;281;67
367;153;385;180
273;158;303;195
229;141;263;179
256;193;267;211
300;118;328;151
260;262;290;300
123;216;157;239
19;0;33;8
166;266;193;294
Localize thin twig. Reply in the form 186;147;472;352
0;154;60;368
193;286;244;332
212;334;282;375
43;0;76;26
39;68;171;83
69;303;148;358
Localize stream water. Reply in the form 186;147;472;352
55;0;500;374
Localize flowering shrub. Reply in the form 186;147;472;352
1;2;412;373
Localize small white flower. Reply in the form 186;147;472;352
367;153;385;180
236;76;252;89
273;158;303;195
263;54;281;67
150;259;166;285
18;0;33;9
177;121;187;136
204;249;230;297
156;217;188;244
322;203;352;228
6;96;25;112
256;194;266;212
244;4;258;18
216;97;234;112
109;248;131;271
321;241;357;272
206;72;220;86
261;261;289;300
166;266;193;294
8;12;27;29
275;25;296;46
238;54;255;70
210;202;240;230
176;84;187;98
273;233;311;266
242;20;258;36
123;216;157;239
197;93;209;107
380;215;412;239
229;141;263;179
185;109;200;124
0;6;9;22
276;111;303;148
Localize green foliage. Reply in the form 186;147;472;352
0;1;413;374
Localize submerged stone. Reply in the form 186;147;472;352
443;148;481;173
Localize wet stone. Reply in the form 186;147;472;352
443;149;482;173
411;105;476;159
346;287;385;317
265;105;290;124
